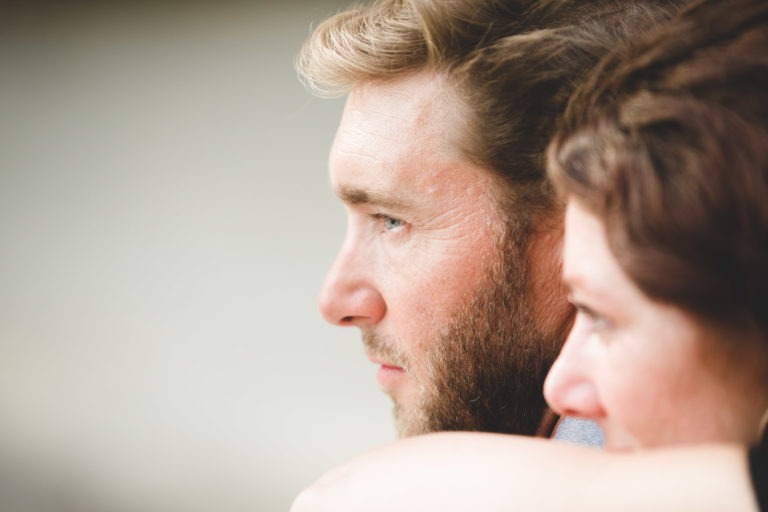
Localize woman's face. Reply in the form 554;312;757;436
544;200;768;451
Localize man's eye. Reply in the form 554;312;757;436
373;214;405;231
383;216;404;230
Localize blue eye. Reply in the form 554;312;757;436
383;216;404;230
372;213;405;232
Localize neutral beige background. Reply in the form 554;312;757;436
0;2;394;511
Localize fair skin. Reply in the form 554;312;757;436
544;200;768;451
291;201;766;512
290;432;759;512
318;70;569;436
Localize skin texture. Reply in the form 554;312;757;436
291;201;767;509
544;200;768;451
318;71;570;437
290;432;759;512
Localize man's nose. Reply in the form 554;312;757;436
317;240;386;327
543;316;605;420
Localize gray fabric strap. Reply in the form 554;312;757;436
552;417;604;448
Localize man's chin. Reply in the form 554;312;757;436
391;402;430;438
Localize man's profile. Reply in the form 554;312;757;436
297;0;683;439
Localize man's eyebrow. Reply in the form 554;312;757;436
336;185;410;210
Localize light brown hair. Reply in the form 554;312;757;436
297;0;685;221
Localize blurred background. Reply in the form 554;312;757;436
0;1;394;510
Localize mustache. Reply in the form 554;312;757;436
362;332;408;370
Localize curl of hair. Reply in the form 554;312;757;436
549;0;768;333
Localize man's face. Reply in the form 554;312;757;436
319;71;571;437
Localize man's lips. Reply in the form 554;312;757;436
368;356;406;387
367;355;402;368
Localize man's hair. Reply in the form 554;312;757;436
297;0;685;221
548;0;768;333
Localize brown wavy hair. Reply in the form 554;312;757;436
548;0;768;333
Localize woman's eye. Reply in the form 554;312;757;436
574;304;609;331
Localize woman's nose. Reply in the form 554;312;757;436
543;315;605;420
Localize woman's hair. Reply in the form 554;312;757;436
548;0;768;333
296;0;684;216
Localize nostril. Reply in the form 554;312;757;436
341;316;354;323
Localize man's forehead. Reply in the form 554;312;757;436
343;72;469;151
333;83;466;168
347;71;447;107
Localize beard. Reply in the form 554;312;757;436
381;219;571;437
